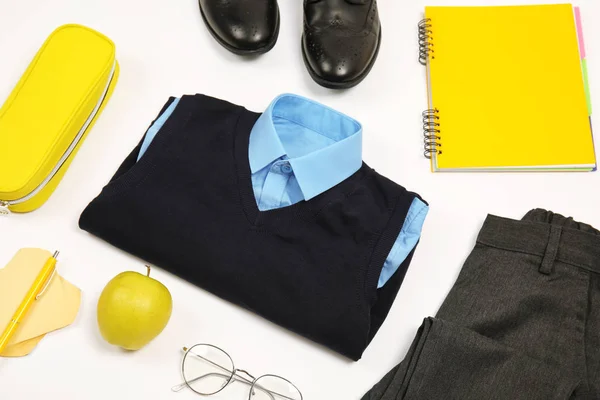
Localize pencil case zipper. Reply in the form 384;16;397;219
0;60;117;216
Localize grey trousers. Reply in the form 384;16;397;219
363;210;600;400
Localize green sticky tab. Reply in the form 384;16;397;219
582;59;592;115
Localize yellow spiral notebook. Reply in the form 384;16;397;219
420;4;596;172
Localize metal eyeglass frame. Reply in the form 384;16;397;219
171;344;303;400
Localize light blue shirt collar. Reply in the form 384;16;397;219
249;94;363;200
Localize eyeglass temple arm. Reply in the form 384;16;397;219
171;372;278;400
172;350;298;400
171;372;251;392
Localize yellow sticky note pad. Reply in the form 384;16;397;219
0;248;81;357
1;334;46;357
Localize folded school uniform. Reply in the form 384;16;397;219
79;94;428;360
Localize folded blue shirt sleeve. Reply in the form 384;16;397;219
378;198;429;288
137;98;180;161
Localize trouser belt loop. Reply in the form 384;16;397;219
540;225;562;275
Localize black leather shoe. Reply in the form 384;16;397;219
199;0;280;55
302;0;381;89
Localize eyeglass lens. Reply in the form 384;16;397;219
250;375;302;400
183;344;235;395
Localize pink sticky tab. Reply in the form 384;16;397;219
575;7;586;59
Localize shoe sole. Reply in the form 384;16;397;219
302;28;382;89
199;3;280;56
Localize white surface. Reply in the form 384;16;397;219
0;0;599;398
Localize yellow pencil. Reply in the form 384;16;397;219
0;250;59;353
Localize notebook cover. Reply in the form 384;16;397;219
425;4;596;171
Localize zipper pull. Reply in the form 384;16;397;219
0;201;11;216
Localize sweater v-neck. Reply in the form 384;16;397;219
101;94;370;226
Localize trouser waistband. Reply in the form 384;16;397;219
477;209;600;274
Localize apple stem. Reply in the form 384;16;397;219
145;265;151;277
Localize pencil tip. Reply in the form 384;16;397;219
53;250;59;259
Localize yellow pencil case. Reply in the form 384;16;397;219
0;24;119;214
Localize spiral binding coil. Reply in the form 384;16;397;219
422;109;441;158
418;18;434;65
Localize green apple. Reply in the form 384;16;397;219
97;265;172;350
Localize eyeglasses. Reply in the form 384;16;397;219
171;344;303;400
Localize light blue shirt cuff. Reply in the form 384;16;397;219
378;198;429;288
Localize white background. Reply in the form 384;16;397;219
0;0;599;398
